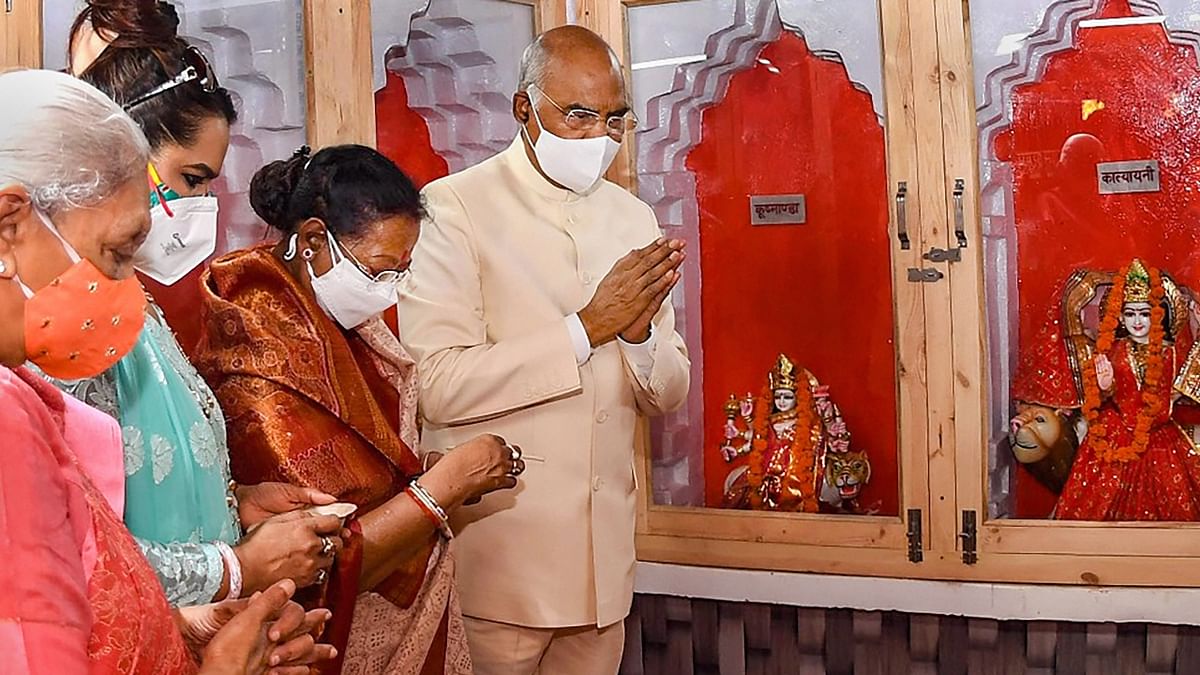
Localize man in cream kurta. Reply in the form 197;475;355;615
397;26;690;675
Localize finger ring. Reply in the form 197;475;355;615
509;444;522;462
315;569;328;585
509;459;526;477
320;536;335;557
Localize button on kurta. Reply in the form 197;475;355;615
596;410;609;424
592;477;603;491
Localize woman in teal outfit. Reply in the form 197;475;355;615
50;0;345;606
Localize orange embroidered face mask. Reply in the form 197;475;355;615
15;209;146;379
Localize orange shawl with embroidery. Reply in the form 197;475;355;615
194;244;437;673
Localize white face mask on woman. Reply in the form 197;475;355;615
134;195;219;286
285;230;400;330
523;86;621;194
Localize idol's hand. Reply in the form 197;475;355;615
1095;354;1115;392
238;482;337;530
579;238;685;347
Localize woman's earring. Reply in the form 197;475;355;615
0;260;6;274
301;249;314;261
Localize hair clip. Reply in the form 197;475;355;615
293;145;313;172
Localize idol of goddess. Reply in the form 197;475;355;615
720;354;870;513
1012;260;1200;520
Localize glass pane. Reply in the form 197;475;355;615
974;0;1200;521
42;0;307;353
630;0;900;517
372;0;535;187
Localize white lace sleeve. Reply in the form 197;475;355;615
32;366;120;421
135;537;226;607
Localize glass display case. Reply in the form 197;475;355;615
598;0;1200;584
948;0;1200;584
610;0;929;574
971;0;1200;522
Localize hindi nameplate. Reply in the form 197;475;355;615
1097;160;1160;195
749;194;807;225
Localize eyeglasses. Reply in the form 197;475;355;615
529;86;638;134
124;45;218;110
330;234;409;285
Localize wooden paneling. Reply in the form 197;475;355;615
1;0;42;70
933;0;989;553
579;0;635;190
304;0;376;148
624;594;1200;674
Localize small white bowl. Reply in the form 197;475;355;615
306;502;358;523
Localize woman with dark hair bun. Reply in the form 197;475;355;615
43;0;348;613
196;144;522;674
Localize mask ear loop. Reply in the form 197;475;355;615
322;229;348;267
147;164;174;218
15;209;80;299
521;88;548;149
34;209;82;265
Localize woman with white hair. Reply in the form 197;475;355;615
48;0;347;612
0;68;334;675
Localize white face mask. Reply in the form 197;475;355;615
524;88;622;194
134;195;219;286
286;231;400;330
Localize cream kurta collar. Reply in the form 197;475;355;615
501;136;593;204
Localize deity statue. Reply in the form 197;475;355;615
720;354;870;513
1011;259;1200;520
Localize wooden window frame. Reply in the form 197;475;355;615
583;0;937;579
2;0;43;70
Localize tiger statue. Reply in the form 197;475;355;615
820;450;872;513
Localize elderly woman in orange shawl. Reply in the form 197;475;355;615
195;144;522;675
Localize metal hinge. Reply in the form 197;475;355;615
907;267;944;283
5;0;12;14
907;508;923;563
960;510;978;565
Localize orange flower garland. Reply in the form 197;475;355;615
747;380;819;510
1080;263;1168;463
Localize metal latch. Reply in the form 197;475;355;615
907;508;923;563
907;267;944;283
960;510;978;565
5;0;12;14
924;247;962;264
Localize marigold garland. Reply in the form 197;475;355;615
747;380;819;510
1080;263;1168;463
